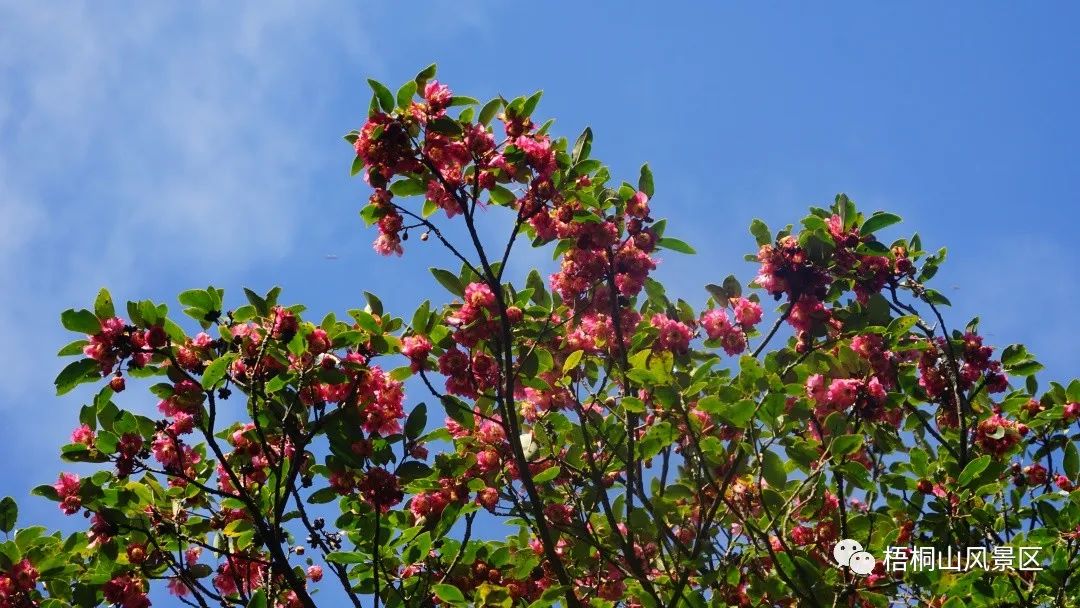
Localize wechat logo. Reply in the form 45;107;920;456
833;539;875;575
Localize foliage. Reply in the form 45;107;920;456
2;65;1078;608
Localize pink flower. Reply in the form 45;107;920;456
866;377;887;402
805;374;828;404
71;424;95;447
1064;402;1080;422
307;565;323;583
356;467;403;513
167;577;190;597
732;297;763;328
54;472;82;515
626;191;650;219
401;335;432;372
651;314;693;354
307;328;331;354
423;80;452;110
826;379;861;409
700;309;733;341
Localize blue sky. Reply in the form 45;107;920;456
1;0;1077;600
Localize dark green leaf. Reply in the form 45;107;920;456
0;497;16;533
830;434;864;458
396;81;417;109
532;466;560;484
389;178;426;197
428;116;462;136
414;63;437;88
201;354;235;390
478;98;503;126
638;163;654;198
432;584;465;604
572;127;593;163
521;90;543;117
761;450;787;488
61;309;101;335
93;288;115;319
750;219;771;247
488;185;516;205
430;268;464;297
860;212;902;236
958;455;991;487
405;403;428;439
657;237;696;254
367;79;395;113
246;590;267;608
55;359;100;396
1065;441;1079;479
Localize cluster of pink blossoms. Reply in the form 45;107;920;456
804;333;904;427
650;314;694;354
754;215;912;348
974;412;1027;458
0;560;40;608
81;316;158;381
103;573;150;608
53;472;82;515
212;554;266;598
700;297;763;355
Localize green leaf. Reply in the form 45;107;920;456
61;309;101;335
246;590;267;608
243;288;268;317
441;395;474;431
414;63;437;88
93;288;115;319
521;90;543;117
57;340;89;357
55;359;100;396
432;584;466;604
0;497;16;533
761;450;787;488
1065;441;1079;480
201;354;235;390
830;434;864;459
572;127;593;163
307;488;338;505
638;163;654;198
562;350;584;374
478;98;503;126
428;116;462;136
430;268;464;297
367;79;395;113
859;212;902;236
703;397;755;427
449;95;479;107
488;185;516;205
750;219;771;247
396;80;417;109
177;289;211;311
398;461;434;482
958;455;991;487
532;466;560;484
389;178;426;197
657;237;696;254
326;551;367;564
405;403;428;439
350;155;364;177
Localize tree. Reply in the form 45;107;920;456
1;64;1077;608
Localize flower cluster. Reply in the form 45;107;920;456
0;560;40;608
700;297;762;355
103;573;150;608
